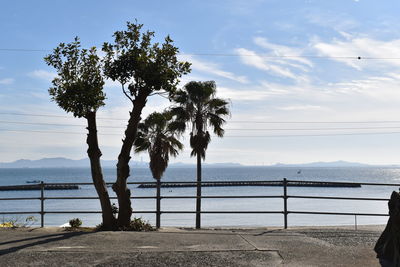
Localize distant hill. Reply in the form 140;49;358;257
0;157;142;168
0;158;381;169
271;161;372;168
0;157;242;168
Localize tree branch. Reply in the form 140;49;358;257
121;83;134;102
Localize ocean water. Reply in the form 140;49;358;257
0;166;399;228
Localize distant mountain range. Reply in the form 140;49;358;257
271;160;372;168
0;157;242;168
0;157;392;169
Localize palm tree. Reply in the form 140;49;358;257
172;81;230;228
134;111;183;228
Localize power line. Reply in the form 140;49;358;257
0;120;124;129
229;120;400;124
2;112;400;124
0;112;128;121
1;128;400;137
4;119;400;131
1;48;400;60
0;48;50;52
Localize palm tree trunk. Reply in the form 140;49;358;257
113;92;148;228
156;178;161;229
196;153;202;229
86;111;116;229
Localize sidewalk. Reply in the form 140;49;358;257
0;226;382;266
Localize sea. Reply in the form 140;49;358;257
0;166;399;228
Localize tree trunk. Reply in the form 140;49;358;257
196;153;202;229
113;92;148;228
86;111;116;230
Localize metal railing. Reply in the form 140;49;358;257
0;179;394;228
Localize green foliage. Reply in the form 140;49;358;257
126;217;155;231
171;81;230;159
44;37;105;118
135;111;183;180
96;217;154;231
0;216;37;228
69;218;83;228
102;21;191;101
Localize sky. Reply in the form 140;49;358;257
1;0;400;165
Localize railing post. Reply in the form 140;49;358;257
40;181;44;228
354;215;357;231
156;179;161;229
283;178;288;229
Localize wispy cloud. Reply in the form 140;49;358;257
0;78;14;85
235;38;313;83
179;55;248;83
313;37;400;70
253;37;313;67
277;105;326;111
28;70;56;82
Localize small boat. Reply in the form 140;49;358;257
297;170;302;174
26;180;41;184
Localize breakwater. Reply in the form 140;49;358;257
0;184;79;191
137;181;361;188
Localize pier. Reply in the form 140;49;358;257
0;184;79;191
137;180;361;188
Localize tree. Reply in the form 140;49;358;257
171;81;230;228
134;111;183;228
44;38;116;229
102;21;191;227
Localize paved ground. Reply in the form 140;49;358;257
0;226;383;266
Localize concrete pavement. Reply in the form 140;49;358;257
0;226;383;266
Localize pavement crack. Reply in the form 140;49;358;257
237;234;258;251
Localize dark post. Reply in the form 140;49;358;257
283;178;288;229
40;181;44;228
196;154;202;229
156;179;161;229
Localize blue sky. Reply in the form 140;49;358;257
1;0;400;165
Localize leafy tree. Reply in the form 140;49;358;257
102;21;191;227
134;111;183;228
44;38;116;229
172;81;230;228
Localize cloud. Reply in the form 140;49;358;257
253;37;313;67
277;105;326;111
313;37;400;70
28;70;56;82
179;55;248;83
236;49;289;78
0;78;14;85
235;38;314;83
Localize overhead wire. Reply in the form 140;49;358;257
1;128;400;138
4;119;400;131
1;48;400;60
2;112;400;124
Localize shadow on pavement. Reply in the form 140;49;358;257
0;231;91;256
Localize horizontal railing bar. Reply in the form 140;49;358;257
289;195;389;201
0;195;391;201
9;180;400;187
287;179;400;187
0;197;41;201
161;195;283;199
2;195;284;201
289;210;388;216
160;211;283;214
43;196;157;200
42;210;284;214
0;212;40;215
5;179;396;187
130;180;284;184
